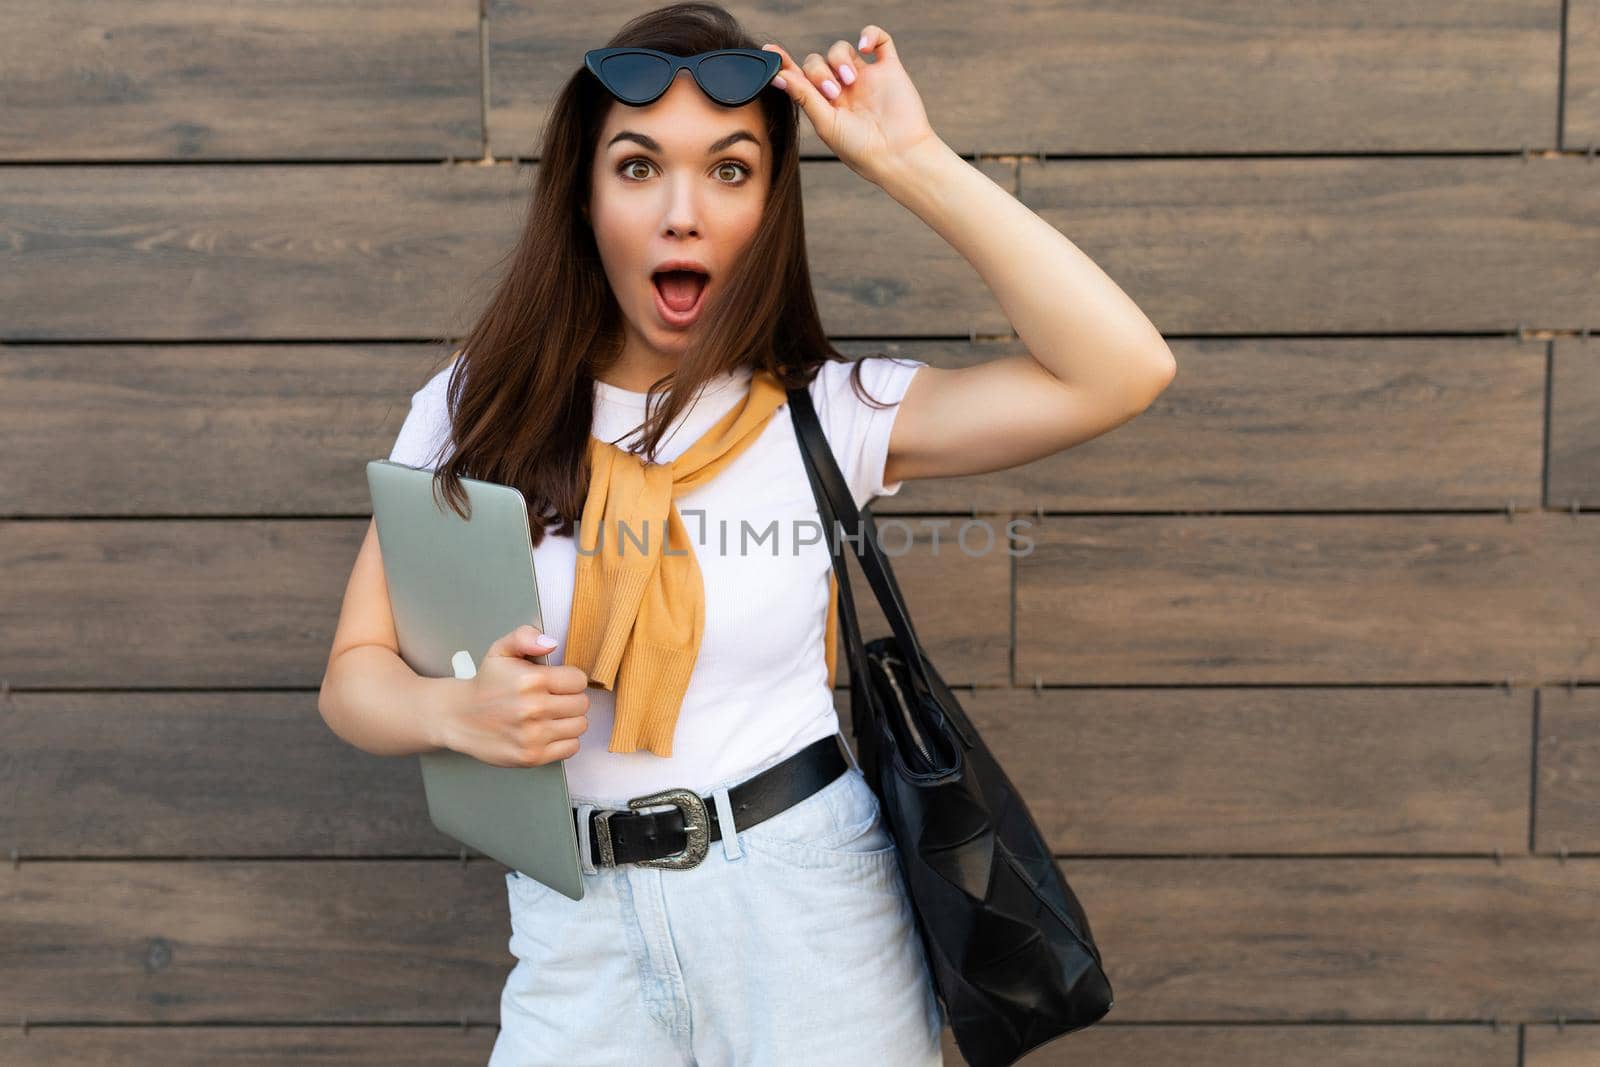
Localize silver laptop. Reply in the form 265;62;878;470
366;459;585;900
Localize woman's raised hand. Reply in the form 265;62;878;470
762;25;940;188
441;624;591;768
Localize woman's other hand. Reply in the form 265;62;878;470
762;26;941;188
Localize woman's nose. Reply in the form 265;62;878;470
660;180;701;238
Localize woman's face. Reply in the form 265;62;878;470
588;71;771;358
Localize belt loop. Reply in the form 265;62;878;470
712;784;743;861
575;802;599;875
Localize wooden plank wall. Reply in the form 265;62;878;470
2;1;1598;1064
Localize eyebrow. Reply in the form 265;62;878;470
605;129;761;154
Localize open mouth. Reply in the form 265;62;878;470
651;268;710;327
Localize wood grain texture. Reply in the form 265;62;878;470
1548;337;1600;508
0;692;447;858
3;0;1595;1055
829;512;1014;688
0;165;526;341
1018;155;1600;333
0;337;1551;516
5;858;1597;1022
0;1029;499;1067
957;687;1532;854
1567;0;1600;147
887;336;1547;513
0;344;446;516
1073;857;1600;1021
0;685;1528;858
0;1024;1520;1067
1533;687;1600;852
0;519;1008;689
943;1023;1517;1067
8;156;1592;340
486;0;1561;156
0;160;1010;341
0;0;482;159
1525;1024;1600;1067
0;862;512;1022
1015;513;1600;684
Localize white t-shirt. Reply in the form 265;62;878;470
387;355;926;807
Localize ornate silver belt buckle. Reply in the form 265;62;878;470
629;787;710;870
590;808;625;868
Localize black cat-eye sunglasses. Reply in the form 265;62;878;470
583;47;783;107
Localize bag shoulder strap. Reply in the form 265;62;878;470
785;382;937;688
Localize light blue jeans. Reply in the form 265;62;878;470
487;736;946;1066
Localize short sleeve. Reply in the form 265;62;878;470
806;355;927;510
387;363;457;471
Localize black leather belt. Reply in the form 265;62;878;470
576;732;848;870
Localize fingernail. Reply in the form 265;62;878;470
772;74;787;90
821;79;840;99
838;63;855;86
858;33;870;50
535;634;558;649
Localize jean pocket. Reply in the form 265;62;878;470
741;768;899;868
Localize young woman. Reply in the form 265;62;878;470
320;3;1174;1064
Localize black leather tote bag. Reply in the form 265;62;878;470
787;382;1114;1067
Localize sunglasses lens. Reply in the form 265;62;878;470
598;52;672;102
696;53;770;104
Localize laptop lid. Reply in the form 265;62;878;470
365;459;585;901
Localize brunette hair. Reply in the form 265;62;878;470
414;1;892;547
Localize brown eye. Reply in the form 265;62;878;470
618;158;653;181
715;161;751;184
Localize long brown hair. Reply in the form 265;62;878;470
417;1;890;547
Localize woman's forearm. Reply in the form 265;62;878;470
878;136;1175;395
318;644;463;758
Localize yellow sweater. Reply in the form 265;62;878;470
562;368;841;756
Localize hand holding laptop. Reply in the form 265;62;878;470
438;624;593;769
367;458;588;898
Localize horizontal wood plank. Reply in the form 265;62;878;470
488;0;1560;156
1533;687;1600;852
4;858;1596;1021
7;158;1592;339
0;0;481;159
1548;337;1600;508
0;1029;499;1066
1018;156;1600;333
0;161;1009;340
0;692;448;858
0;1022;1517;1067
5;684;1526;857
1;343;443;516
1525;1023;1600;1067
887;337;1546;512
0;164;525;341
958;687;1532;854
832;516;1013;688
950;1023;1518;1067
0;336;1551;516
0;519;1008;688
1015;513;1600;684
0;861;513;1022
1566;0;1600;147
